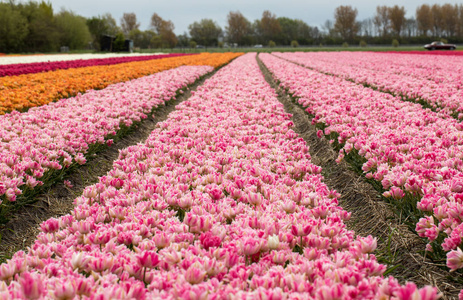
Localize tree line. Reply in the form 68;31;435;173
332;4;463;45
0;1;90;53
1;1;463;53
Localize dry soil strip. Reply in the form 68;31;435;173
256;54;462;299
0;69;219;263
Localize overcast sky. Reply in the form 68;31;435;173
47;0;461;35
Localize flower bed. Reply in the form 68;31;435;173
0;53;438;299
385;50;463;56
0;54;194;77
273;52;463;117
0;65;214;221
0;52;242;114
260;53;463;275
0;53;161;65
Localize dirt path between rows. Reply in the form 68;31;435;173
0;69;218;263
256;54;462;299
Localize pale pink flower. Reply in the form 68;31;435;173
184;262;206;284
447;247;463;271
199;232;221;250
137;251;160;269
291;223;312;237
71;252;90;271
40;218;60;233
240;238;262;256
19;272;44;300
53;280;76;300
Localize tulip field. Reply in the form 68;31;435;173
272;52;463;117
0;51;462;298
0;53;234;114
0;53;190;77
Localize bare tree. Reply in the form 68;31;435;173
150;13;177;48
404;18;417;38
389;5;406;37
431;4;443;36
361;18;374;37
151;13;166;34
226;11;251;45
121;12;139;36
457;4;463;37
441;4;458;37
333;5;359;41
416;4;433;36
374;6;390;37
322;19;334;36
258;10;281;43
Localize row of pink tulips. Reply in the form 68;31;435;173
0;54;194;77
273;52;463;116
386;51;463;57
297;52;463;87
348;52;463;85
260;53;463;275
0;65;213;205
0;53;438;299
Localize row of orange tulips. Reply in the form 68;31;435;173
0;53;242;114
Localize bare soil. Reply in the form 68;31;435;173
0;70;217;262
256;54;462;299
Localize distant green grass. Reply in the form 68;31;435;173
7;45;461;55
136;45;434;54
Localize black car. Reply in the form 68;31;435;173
424;41;457;50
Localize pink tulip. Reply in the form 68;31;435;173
281;200;296;214
291;223;312;237
40;218;60;233
71;252;90;271
240;238;262;256
153;232;171;249
246;192;263;207
0;262;15;281
200;232;221;250
207;187;223;200
53;281;77;300
19;272;44;300
184;263;206;284
137;251;159;269
447;248;463;271
75;153;86;165
76;278;93;297
0;52;440;298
